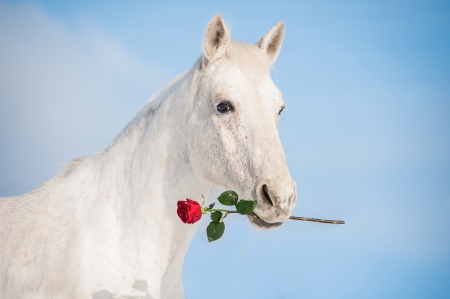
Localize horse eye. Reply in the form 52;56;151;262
278;106;285;115
217;102;231;113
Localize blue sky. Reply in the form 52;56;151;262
0;0;449;298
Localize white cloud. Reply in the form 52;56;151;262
0;2;165;195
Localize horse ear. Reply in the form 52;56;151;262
256;21;285;63
203;13;230;64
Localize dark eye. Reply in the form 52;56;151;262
278;106;285;115
217;102;232;113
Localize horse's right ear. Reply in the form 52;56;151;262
203;13;230;65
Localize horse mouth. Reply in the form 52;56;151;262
247;213;284;229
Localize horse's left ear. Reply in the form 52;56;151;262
256;21;285;63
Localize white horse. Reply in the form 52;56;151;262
0;14;296;299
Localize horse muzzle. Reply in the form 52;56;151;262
249;180;297;229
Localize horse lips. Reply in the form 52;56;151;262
177;199;202;224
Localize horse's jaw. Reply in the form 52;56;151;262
247;214;284;229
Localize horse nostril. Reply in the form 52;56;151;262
261;184;273;206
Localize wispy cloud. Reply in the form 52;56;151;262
0;2;163;195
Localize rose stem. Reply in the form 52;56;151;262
204;208;237;213
289;216;345;224
206;208;345;224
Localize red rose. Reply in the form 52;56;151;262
177;199;203;224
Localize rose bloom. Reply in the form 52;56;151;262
177;199;202;224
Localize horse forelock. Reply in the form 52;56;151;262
224;41;272;79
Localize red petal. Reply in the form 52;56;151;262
177;200;189;223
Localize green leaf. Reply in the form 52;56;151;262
235;199;257;215
206;221;225;242
210;211;223;223
217;191;238;206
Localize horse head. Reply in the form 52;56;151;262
189;14;297;229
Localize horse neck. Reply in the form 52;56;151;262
91;64;212;278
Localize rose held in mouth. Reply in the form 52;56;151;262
177;199;203;224
176;191;345;242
